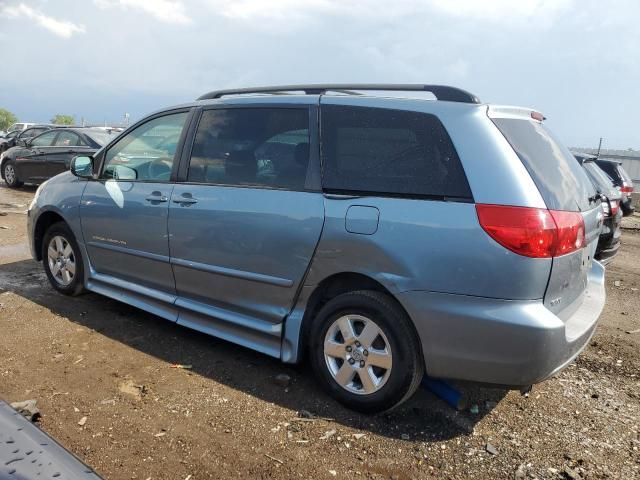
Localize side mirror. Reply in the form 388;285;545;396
70;155;94;178
16;138;27;147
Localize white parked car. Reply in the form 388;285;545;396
7;122;37;133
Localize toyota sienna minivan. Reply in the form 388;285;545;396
28;84;606;413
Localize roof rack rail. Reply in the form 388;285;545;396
197;84;481;104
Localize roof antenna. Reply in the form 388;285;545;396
596;137;603;158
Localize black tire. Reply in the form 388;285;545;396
309;290;424;414
42;222;85;296
2;161;23;188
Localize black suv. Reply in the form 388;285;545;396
575;154;622;264
595;159;635;216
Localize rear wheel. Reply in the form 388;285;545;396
3;161;23;188
309;290;424;414
42;222;85;296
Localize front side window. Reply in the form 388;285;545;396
187;108;310;189
320;105;472;199
102;112;188;182
30;131;58;147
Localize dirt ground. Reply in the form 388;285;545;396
0;183;638;480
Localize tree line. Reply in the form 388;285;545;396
0;108;75;130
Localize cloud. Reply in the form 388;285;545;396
205;0;573;24
427;0;574;21
94;0;191;25
0;3;85;38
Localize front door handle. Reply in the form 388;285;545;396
173;193;198;205
145;192;168;203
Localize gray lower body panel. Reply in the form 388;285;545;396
0;400;102;479
396;261;606;387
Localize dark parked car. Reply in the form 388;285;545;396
595;159;635;216
1;127;118;187
0;125;54;154
0;129;21;154
575;154;622;264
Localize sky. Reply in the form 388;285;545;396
0;0;638;148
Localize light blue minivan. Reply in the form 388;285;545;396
27;85;605;413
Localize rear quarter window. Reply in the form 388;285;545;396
492;119;596;212
320;105;472;199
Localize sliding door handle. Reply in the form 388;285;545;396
173;194;198;205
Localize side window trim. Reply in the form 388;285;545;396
176;107;202;182
97;107;194;183
177;104;320;192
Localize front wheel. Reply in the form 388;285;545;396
42;222;85;296
3;161;23;188
309;290;424;414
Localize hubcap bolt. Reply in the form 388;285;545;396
359;361;365;368
348;358;355;365
355;341;361;347
363;350;368;356
346;345;352;352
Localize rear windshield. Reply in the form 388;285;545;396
594;160;617;179
321;105;472;199
617;164;633;184
493;119;596;211
583;162;615;196
85;130;119;147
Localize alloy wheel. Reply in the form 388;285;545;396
4;164;16;184
323;314;393;395
47;235;77;286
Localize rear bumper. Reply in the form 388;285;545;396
397;261;605;387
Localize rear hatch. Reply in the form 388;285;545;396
489;111;601;317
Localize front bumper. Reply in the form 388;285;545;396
397;261;605;387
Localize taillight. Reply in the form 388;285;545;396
621;185;633;194
550;210;586;255
610;200;619;216
476;204;585;258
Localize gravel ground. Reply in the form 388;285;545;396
0;183;638;480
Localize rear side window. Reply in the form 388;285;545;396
320;105;472;199
55;131;81;146
493;119;596;211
